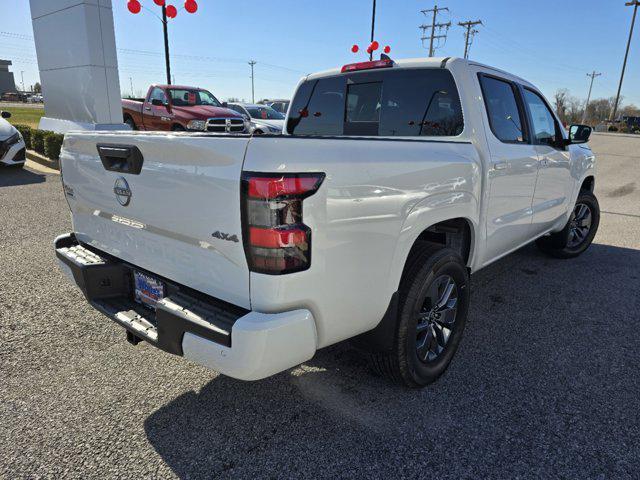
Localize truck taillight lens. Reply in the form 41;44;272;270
241;172;325;275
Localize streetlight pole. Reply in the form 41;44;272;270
370;0;377;60
610;0;639;121
162;5;172;85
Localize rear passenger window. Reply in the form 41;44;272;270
479;76;526;143
288;69;463;137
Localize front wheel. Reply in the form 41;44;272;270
370;244;470;388
536;190;600;259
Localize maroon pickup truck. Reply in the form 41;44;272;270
122;85;247;133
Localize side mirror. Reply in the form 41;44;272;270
222;101;228;108
568;124;592;144
1;111;11;119
151;98;166;107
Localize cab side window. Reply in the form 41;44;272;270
479;75;526;144
148;88;167;105
523;89;559;147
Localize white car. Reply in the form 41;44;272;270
55;57;598;387
0;112;26;168
226;103;284;134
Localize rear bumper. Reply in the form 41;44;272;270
54;233;317;381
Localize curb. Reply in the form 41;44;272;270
26;150;59;170
592;132;640;139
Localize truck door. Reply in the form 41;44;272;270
144;87;172;131
477;73;539;264
520;88;573;234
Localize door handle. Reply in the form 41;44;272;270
144;106;151;111
540;158;549;167
97;144;144;175
493;161;510;171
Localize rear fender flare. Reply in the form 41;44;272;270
387;191;478;296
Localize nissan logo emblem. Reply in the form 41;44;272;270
114;177;132;206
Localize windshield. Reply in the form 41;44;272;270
246;106;285;120
169;89;221;107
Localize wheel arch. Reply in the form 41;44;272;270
388;209;477;305
580;175;595;193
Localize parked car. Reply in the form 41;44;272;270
55;57;598;387
28;94;44;103
1;92;28;103
0;111;26;168
122;85;248;133
264;99;290;115
227;103;285;134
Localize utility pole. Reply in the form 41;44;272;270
370;0;377;60
420;5;451;57
611;0;639;121
458;20;482;59
162;5;172;85
582;71;602;124
20;71;24;92
248;60;257;103
129;77;134;98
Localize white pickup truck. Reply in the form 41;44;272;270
55;57;598;387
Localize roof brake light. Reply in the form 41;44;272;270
341;58;394;73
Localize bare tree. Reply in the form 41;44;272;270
553;89;569;122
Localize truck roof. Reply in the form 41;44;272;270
305;56;533;89
151;84;208;90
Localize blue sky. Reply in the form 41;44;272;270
1;0;639;105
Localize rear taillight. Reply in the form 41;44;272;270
241;172;325;275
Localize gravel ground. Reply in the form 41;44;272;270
1;134;639;479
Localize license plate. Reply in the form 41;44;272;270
133;271;165;309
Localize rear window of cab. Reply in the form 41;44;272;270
287;68;464;137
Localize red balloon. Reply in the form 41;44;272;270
370;41;379;51
351;44;359;53
154;0;165;6
185;0;198;13
383;45;391;54
127;0;141;14
166;4;178;18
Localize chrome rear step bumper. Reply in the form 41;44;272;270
54;233;318;380
54;233;243;353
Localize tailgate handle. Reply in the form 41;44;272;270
97;144;144;175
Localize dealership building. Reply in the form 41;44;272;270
0;60;17;95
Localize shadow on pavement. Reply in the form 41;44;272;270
144;242;640;479
0;165;46;187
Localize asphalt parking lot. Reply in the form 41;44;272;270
1;133;639;479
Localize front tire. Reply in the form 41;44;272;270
536;190;600;259
370;244;470;388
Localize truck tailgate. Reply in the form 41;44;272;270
60;132;251;309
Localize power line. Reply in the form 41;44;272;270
582;71;602;124
611;0;639;121
419;5;451;57
458;20;482;59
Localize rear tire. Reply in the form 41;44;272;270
536;190;600;259
124;117;136;130
370;244;470;388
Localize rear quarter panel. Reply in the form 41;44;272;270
243;136;481;348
